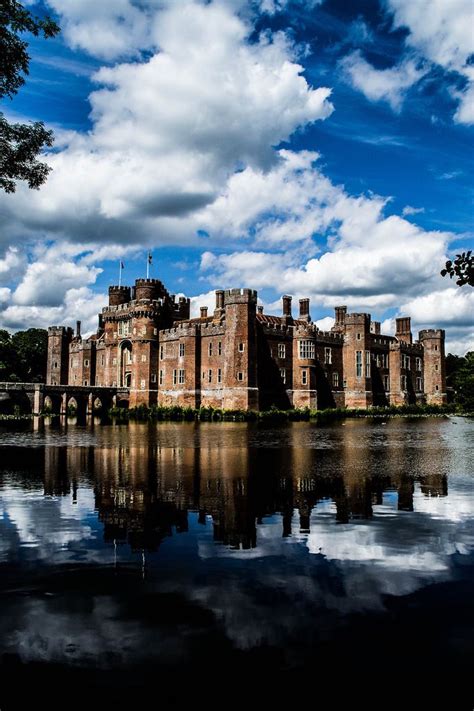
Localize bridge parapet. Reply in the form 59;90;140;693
0;383;130;416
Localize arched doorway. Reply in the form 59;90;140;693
120;340;133;388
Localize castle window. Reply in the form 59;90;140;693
383;354;389;368
73;374;77;382
218;341;222;355
101;355;105;366
435;363;439;371
416;357;422;371
401;375;407;391
217;368;222;383
384;375;389;391
54;361;58;369
83;380;88;386
208;369;212;383
179;369;185;385
237;372;244;382
151;374;157;384
208;342;213;357
278;343;286;359
324;347;332;365
280;368;286;384
302;369;308;385
434;345;438;351
365;351;370;378
141;354;147;362
343;379;347;388
84;359;89;367
416;377;422;392
402;354;410;370
173;369;177;385
238;342;245;353
357;333;361;340
356;351;362;378
159;370;163;386
179;343;185;357
435;385;439;391
141;379;146;389
332;372;339;387
160;345;164;360
299;340;315;359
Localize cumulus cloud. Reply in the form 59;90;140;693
0;287;106;334
0;1;333;249
385;0;474;124
340;51;427;111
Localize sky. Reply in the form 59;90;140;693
0;0;473;353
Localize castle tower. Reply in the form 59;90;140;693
46;326;73;385
419;329;447;405
128;281;161;407
222;289;258;410
342;313;373;408
108;285;131;306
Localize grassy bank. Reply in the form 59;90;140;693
108;402;459;423
0;403;467;423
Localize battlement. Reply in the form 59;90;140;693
48;326;74;336
344;312;371;327
419;329;445;340
224;288;258;305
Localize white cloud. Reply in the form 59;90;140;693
1;1;333;248
402;205;425;217
385;0;474;124
0;247;26;284
340;50;427;111
0;287;106;334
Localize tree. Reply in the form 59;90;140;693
445;351;474;412
11;328;48;381
441;251;474;287
0;0;60;193
0;328;48;382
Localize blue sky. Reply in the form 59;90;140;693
0;0;472;352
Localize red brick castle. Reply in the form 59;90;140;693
46;277;447;410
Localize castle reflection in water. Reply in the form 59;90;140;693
24;421;448;552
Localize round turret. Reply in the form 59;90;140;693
134;278;163;302
109;286;131;306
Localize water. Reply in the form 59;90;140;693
0;417;473;708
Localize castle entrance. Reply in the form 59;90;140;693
119;340;133;388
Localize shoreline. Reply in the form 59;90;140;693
1;403;471;424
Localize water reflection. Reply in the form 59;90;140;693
0;418;473;708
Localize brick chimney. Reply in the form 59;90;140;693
282;295;292;317
396;317;412;344
200;306;208;318
299;298;310;322
76;320;81;337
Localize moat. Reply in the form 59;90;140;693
1;418;473;708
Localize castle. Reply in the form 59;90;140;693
46;277;447;410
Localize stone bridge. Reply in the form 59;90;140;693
0;383;130;416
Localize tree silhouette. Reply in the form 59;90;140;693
441;251;474;287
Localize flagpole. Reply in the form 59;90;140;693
118;260;122;287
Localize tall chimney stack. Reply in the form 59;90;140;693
200;306;208;318
76;320;81;338
282;295;292;318
299;298;310;322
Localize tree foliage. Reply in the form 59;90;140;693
441;251;474;287
0;0;60;193
0;327;48;382
446;351;474;411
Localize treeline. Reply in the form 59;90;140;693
446;352;474;411
0;329;48;383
